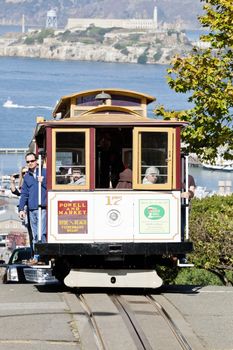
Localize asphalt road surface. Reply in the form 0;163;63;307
0;284;232;350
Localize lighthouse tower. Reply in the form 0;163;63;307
153;6;158;29
46;9;57;29
22;14;25;33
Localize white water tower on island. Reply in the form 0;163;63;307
46;9;57;28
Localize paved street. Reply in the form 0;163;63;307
0;284;80;349
156;285;233;350
0;284;232;349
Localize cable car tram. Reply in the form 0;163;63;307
32;88;193;288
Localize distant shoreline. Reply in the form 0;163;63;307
0;26;194;65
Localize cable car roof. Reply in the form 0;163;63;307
36;116;188;128
53;88;156;118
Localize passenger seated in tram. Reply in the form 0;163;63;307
56;167;69;184
142;166;159;184
116;167;132;189
69;168;86;185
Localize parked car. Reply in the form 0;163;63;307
0;247;57;284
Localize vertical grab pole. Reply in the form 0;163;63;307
38;154;42;242
185;155;189;240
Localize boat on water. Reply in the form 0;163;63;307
202;164;233;171
202;160;233;171
3;98;52;110
202;146;233;171
3;98;17;108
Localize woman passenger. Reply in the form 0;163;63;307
116;168;132;189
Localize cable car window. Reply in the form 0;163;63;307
77;94;99;106
141;132;168;184
52;129;90;189
133;127;174;190
110;94;141;106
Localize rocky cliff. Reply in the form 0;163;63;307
0;27;192;65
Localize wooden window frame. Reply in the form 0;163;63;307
133;127;176;190
52;128;90;190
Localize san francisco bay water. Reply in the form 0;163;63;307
0;27;232;191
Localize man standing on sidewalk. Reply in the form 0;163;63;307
19;152;47;258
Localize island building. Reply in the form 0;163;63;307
66;6;157;31
46;9;57;29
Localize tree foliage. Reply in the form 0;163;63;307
154;0;233;161
137;49;148;64
188;195;233;285
24;29;54;45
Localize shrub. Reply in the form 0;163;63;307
121;48;129;56
188;195;233;285
24;29;54;45
114;43;127;50
174;268;223;285
137;52;147;64
156;265;179;285
59;31;79;42
153;49;163;61
24;36;35;45
128;33;141;42
161;195;233;286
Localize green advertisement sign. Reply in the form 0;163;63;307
144;205;165;220
139;199;170;234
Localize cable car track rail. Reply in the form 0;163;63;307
78;294;107;350
110;294;154;350
146;295;192;350
73;293;193;350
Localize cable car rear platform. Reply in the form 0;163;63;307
36;242;193;287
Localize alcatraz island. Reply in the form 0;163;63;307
0;7;200;65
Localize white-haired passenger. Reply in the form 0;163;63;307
142;166;159;184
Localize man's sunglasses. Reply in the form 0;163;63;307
26;159;36;164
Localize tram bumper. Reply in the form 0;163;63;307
36;242;193;257
36;242;193;286
64;269;163;288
